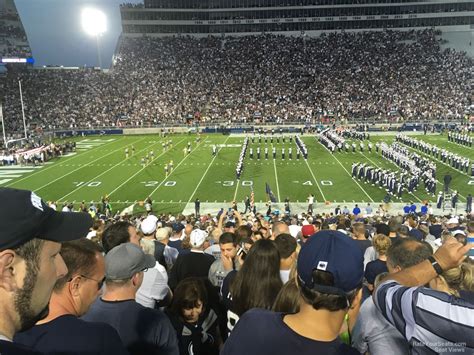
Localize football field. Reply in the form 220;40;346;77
2;133;473;215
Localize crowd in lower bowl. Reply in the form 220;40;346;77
0;186;473;355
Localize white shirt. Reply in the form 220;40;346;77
86;230;97;240
205;244;221;260
136;261;169;309
280;269;291;284
288;225;301;238
364;246;378;269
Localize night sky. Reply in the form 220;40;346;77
14;0;143;68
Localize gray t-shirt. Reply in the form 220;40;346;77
351;297;409;355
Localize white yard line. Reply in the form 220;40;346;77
35;137;145;193
303;158;327;202
107;138;188;197
6;137;125;187
148;138;207;199
271;144;281;202
320;143;374;202
188;136;230;204
58;137;162;201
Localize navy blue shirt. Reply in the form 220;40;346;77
221;309;359;355
166;308;220;355
168;239;183;252
169;251;215;289
429;224;442;239
82;298;179;355
0;340;41;355
353;239;372;255
364;259;388;285
14;314;128;355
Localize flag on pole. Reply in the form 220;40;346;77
120;203;135;216
250;185;255;207
265;182;277;203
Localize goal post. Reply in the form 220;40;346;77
0;80;29;149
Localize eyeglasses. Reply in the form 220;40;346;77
68;274;105;291
81;274;106;290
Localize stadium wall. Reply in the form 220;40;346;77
53;129;123;138
122;24;473;38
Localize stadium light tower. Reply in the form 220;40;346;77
81;8;107;69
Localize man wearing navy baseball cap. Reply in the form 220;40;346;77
0;187;92;354
222;230;363;355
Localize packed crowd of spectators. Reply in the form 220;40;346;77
1;29;472;133
1;186;472;355
120;2;145;8
0;139;76;165
0;24;27;41
1;9;31;58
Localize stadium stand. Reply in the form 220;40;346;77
0;1;473;353
1;29;472;133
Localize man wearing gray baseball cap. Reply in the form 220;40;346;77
83;243;179;355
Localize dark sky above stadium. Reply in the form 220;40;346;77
15;0;143;68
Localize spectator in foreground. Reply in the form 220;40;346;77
352;222;372;254
352;238;433;355
373;237;474;353
14;239;127;354
364;234;391;293
430;262;474;303
271;222;290;239
166;277;221;355
0;187;92;354
83;243;179;355
272;278;300;314
169;229;215;290
274;233;297;284
208;232;239;288
221;239;282;333
221;230;362;354
103;220;170;309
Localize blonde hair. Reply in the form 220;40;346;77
289;243;301;281
373;234;391;256
141;238;155;256
440;262;474;297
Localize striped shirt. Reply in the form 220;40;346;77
374;280;474;355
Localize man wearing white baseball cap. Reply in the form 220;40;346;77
168;229;214;289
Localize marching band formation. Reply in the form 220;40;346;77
351;162;407;198
396;134;470;174
447;132;472;147
235;137;249;179
380;143;437;196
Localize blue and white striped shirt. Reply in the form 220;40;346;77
374;280;474;354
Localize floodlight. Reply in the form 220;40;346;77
81;8;107;36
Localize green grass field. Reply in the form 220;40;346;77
1;133;472;215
